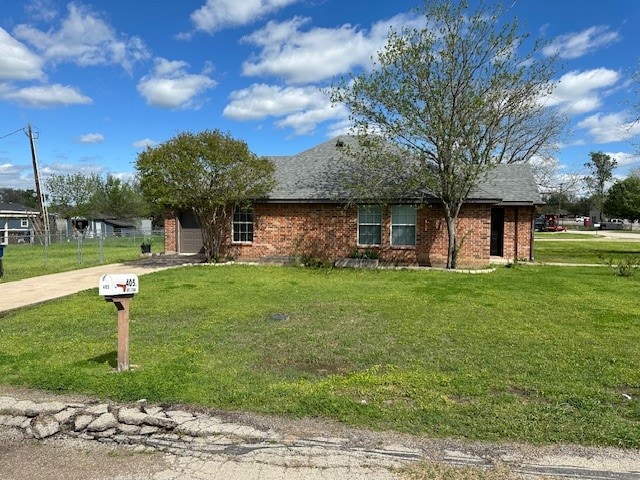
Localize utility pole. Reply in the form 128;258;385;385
26;124;50;251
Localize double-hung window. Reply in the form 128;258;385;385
391;205;416;246
358;205;382;246
232;207;253;243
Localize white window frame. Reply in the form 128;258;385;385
20;218;28;228
232;207;254;243
390;205;416;247
357;205;382;246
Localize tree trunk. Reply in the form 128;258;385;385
194;206;228;263
445;215;457;269
443;201;463;269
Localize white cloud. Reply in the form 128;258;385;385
137;58;217;109
41;162;105;177
576;112;640;143
77;133;104;143
241;13;422;84
13;3;150;73
24;0;58;23
607;151;640;167
544;68;620;115
223;83;348;134
276;103;347;135
0;83;92;108
543;25;620;59
0;27;45;81
224;83;324;119
189;0;299;34
132;138;157;149
0;162;36;190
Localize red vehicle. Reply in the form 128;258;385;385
542;214;566;232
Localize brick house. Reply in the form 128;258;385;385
164;137;543;267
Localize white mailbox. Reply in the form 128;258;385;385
99;273;139;296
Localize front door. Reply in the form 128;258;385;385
490;208;505;257
179;211;204;254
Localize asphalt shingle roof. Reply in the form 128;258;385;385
0;202;38;213
265;135;543;205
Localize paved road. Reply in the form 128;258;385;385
557;229;640;240
2;386;640;480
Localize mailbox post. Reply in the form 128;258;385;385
99;273;139;372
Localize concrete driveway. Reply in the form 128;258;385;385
0;255;201;313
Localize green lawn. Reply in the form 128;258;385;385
1;264;638;448
0;235;160;283
533;239;640;264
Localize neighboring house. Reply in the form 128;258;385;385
0;202;39;244
91;217;138;237
164;136;543;267
63;217;139;238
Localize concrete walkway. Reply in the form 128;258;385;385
0;255;199;313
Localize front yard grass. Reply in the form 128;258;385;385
0;236;157;283
0;264;638;448
533;239;640;264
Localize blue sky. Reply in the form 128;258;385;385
1;0;639;192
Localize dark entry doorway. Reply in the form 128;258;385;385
179;211;204;254
490;208;505;257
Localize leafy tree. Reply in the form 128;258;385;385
604;176;640;222
331;0;565;268
45;173;149;221
94;175;149;220
0;188;37;208
136;130;275;262
46;173;101;219
584;151;616;222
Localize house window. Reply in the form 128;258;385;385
358;205;382;246
232;207;253;243
21;219;28;228
391;205;416;246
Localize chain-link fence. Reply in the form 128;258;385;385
0;229;165;282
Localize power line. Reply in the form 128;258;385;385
0;127;24;141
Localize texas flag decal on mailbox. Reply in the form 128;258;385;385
99;274;139;296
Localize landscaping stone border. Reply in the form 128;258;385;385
0;395;419;466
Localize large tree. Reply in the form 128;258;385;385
584;151;616;222
94;175;149;220
0;188;37;208
46;173;101;219
331;0;565;268
136;130;275;262
603;174;640;222
46;173;149;220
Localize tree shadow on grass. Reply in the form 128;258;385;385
88;351;117;368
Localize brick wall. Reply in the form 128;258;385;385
503;206;535;261
164;208;177;254
167;202;534;267
225;203;503;268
